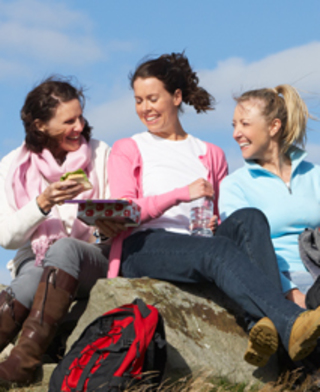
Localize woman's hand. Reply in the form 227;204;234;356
37;180;85;213
286;288;306;309
208;215;218;234
95;219;128;238
188;178;214;201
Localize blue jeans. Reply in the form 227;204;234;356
121;208;303;350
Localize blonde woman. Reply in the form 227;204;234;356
220;84;320;366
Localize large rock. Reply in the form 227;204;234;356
67;278;280;385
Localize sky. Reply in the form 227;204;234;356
0;0;319;284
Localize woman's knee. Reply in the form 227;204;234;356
45;237;80;259
43;238;82;276
230;208;269;229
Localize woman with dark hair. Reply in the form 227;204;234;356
100;53;320;369
0;76;118;386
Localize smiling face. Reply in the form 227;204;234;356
133;77;182;139
232;99;281;163
36;99;85;160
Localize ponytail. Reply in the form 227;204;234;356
130;52;215;113
274;85;308;153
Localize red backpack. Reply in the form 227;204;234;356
49;298;166;392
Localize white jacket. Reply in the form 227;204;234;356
0;139;111;277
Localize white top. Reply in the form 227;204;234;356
131;132;208;234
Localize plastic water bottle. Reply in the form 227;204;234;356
190;197;214;237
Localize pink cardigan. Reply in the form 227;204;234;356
107;136;228;278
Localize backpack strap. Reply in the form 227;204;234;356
132;298;151;318
73;347;133;392
74;351;101;392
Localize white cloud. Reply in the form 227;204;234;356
0;0;89;31
0;0;135;70
0;0;102;66
197;41;320;128
87;94;142;144
0;57;29;80
0;22;102;65
0;0;140;74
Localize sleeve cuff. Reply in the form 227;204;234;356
281;271;297;294
35;198;51;216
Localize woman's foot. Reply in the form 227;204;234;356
244;317;278;367
289;308;320;361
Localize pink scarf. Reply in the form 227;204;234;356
5;137;99;266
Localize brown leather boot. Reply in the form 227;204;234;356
0;290;29;352
0;266;78;387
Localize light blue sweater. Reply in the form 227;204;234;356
219;147;320;293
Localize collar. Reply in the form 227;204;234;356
244;146;307;176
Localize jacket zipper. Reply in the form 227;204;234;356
284;181;292;194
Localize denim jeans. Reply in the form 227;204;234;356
122;208;303;350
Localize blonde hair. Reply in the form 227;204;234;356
235;84;310;154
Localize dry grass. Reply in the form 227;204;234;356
1;369;320;391
124;370;320;392
121;369;320;392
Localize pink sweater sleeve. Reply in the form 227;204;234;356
108;138;191;222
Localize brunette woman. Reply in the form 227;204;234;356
0;77;120;386
98;53;320;368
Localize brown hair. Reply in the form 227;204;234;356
21;76;92;153
129;52;215;113
235;84;309;153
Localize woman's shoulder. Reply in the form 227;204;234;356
204;141;226;158
221;166;248;186
112;137;140;155
0;146;23;169
187;135;226;158
296;160;320;181
298;159;320;170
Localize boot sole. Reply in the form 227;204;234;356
244;320;278;367
289;315;320;361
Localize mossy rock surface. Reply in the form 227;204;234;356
67;278;279;385
0;278;282;389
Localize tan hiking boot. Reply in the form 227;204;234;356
244;317;278;367
288;308;320;362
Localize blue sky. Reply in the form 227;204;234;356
0;0;319;284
